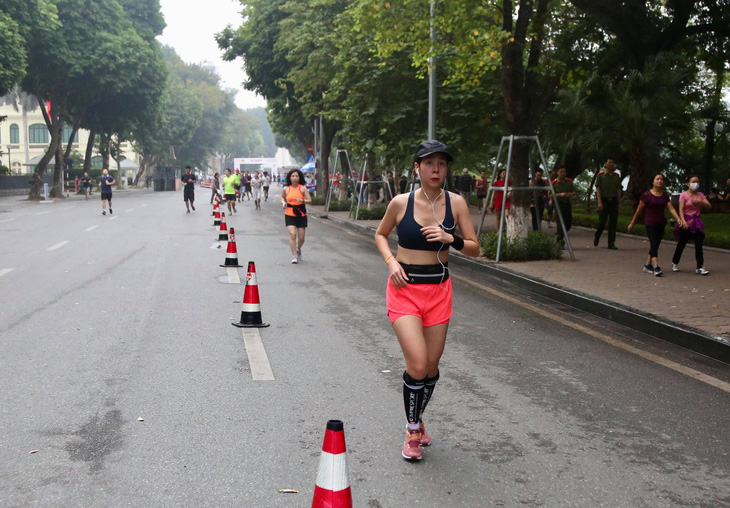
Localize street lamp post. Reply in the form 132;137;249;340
6;144;10;172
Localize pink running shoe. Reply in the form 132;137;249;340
402;429;422;461
419;421;431;446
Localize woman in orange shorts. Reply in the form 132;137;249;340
375;140;480;461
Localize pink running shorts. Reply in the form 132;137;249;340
386;277;453;326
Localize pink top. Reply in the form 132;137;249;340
679;191;706;218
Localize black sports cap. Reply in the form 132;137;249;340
414;140;453;163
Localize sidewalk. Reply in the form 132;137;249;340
310;204;730;361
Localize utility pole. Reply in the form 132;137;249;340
428;0;436;140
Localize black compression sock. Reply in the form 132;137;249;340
403;371;425;426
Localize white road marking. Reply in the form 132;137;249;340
0;218;16;223
452;273;730;394
47;241;69;251
126;208;134;212
141;204;147;207
84;225;98;232
227;267;241;284
0;268;14;278
109;216;118;221
241;328;274;380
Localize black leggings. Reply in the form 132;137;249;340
645;225;665;258
672;229;705;269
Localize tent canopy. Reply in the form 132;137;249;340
300;160;315;171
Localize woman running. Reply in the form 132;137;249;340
627;173;683;277
281;169;312;264
375;140;480;461
672;175;711;275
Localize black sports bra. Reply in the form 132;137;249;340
397;190;455;251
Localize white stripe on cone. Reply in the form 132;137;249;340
315;451;350;492
241;303;262;312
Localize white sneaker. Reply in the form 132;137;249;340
291;257;298;264
696;267;709;276
643;263;653;274
671;263;679;272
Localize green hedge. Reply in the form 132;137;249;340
572;211;730;250
353;205;386;220
479;231;564;261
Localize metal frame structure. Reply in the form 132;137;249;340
352;161;393;220
476;135;575;262
325;149;358;212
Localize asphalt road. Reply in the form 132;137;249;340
1;188;729;507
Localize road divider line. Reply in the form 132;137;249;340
0;268;14;278
227;267;241;284
109;216;118;221
241;328;274;380
452;273;730;394
0;218;16;223
84;225;98;232
126;208;134;212
47;241;69;251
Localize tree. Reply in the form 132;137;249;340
0;11;26;97
19;0;153;199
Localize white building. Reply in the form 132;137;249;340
0;96;139;176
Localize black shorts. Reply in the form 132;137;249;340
245;184;252;192
101;192;112;201
234;184;240;190
225;193;236;201
263;186;269;191
285;215;307;228
184;187;195;201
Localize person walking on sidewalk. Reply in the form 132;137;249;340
594;157;622;249
281;169;311;264
99;168;115;215
476;171;488;211
489;169;511;229
181;166;197;213
672;175;711;275
456;168;473;205
627;174;683;277
530;169;548;231
222;168;237;214
375;140;479;462
553;167;576;244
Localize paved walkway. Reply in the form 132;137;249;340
311;205;730;340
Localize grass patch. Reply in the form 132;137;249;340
479;231;564;261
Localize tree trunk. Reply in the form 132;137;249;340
50;142;64;198
317;119;337;198
625;144;647;205
28;94;64;200
337;146;350;201
83;129;96;173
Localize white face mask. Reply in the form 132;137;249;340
689;182;699;191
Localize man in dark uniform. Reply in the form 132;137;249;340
181;166;197;213
594;157;621;249
99;168;115;215
552;167;576;243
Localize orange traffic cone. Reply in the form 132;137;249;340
212;199;219;217
220;227;243;268
218;213;229;242
312;420;352;508
214;209;221;228
232;261;270;328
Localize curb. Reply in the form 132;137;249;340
312;210;730;364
